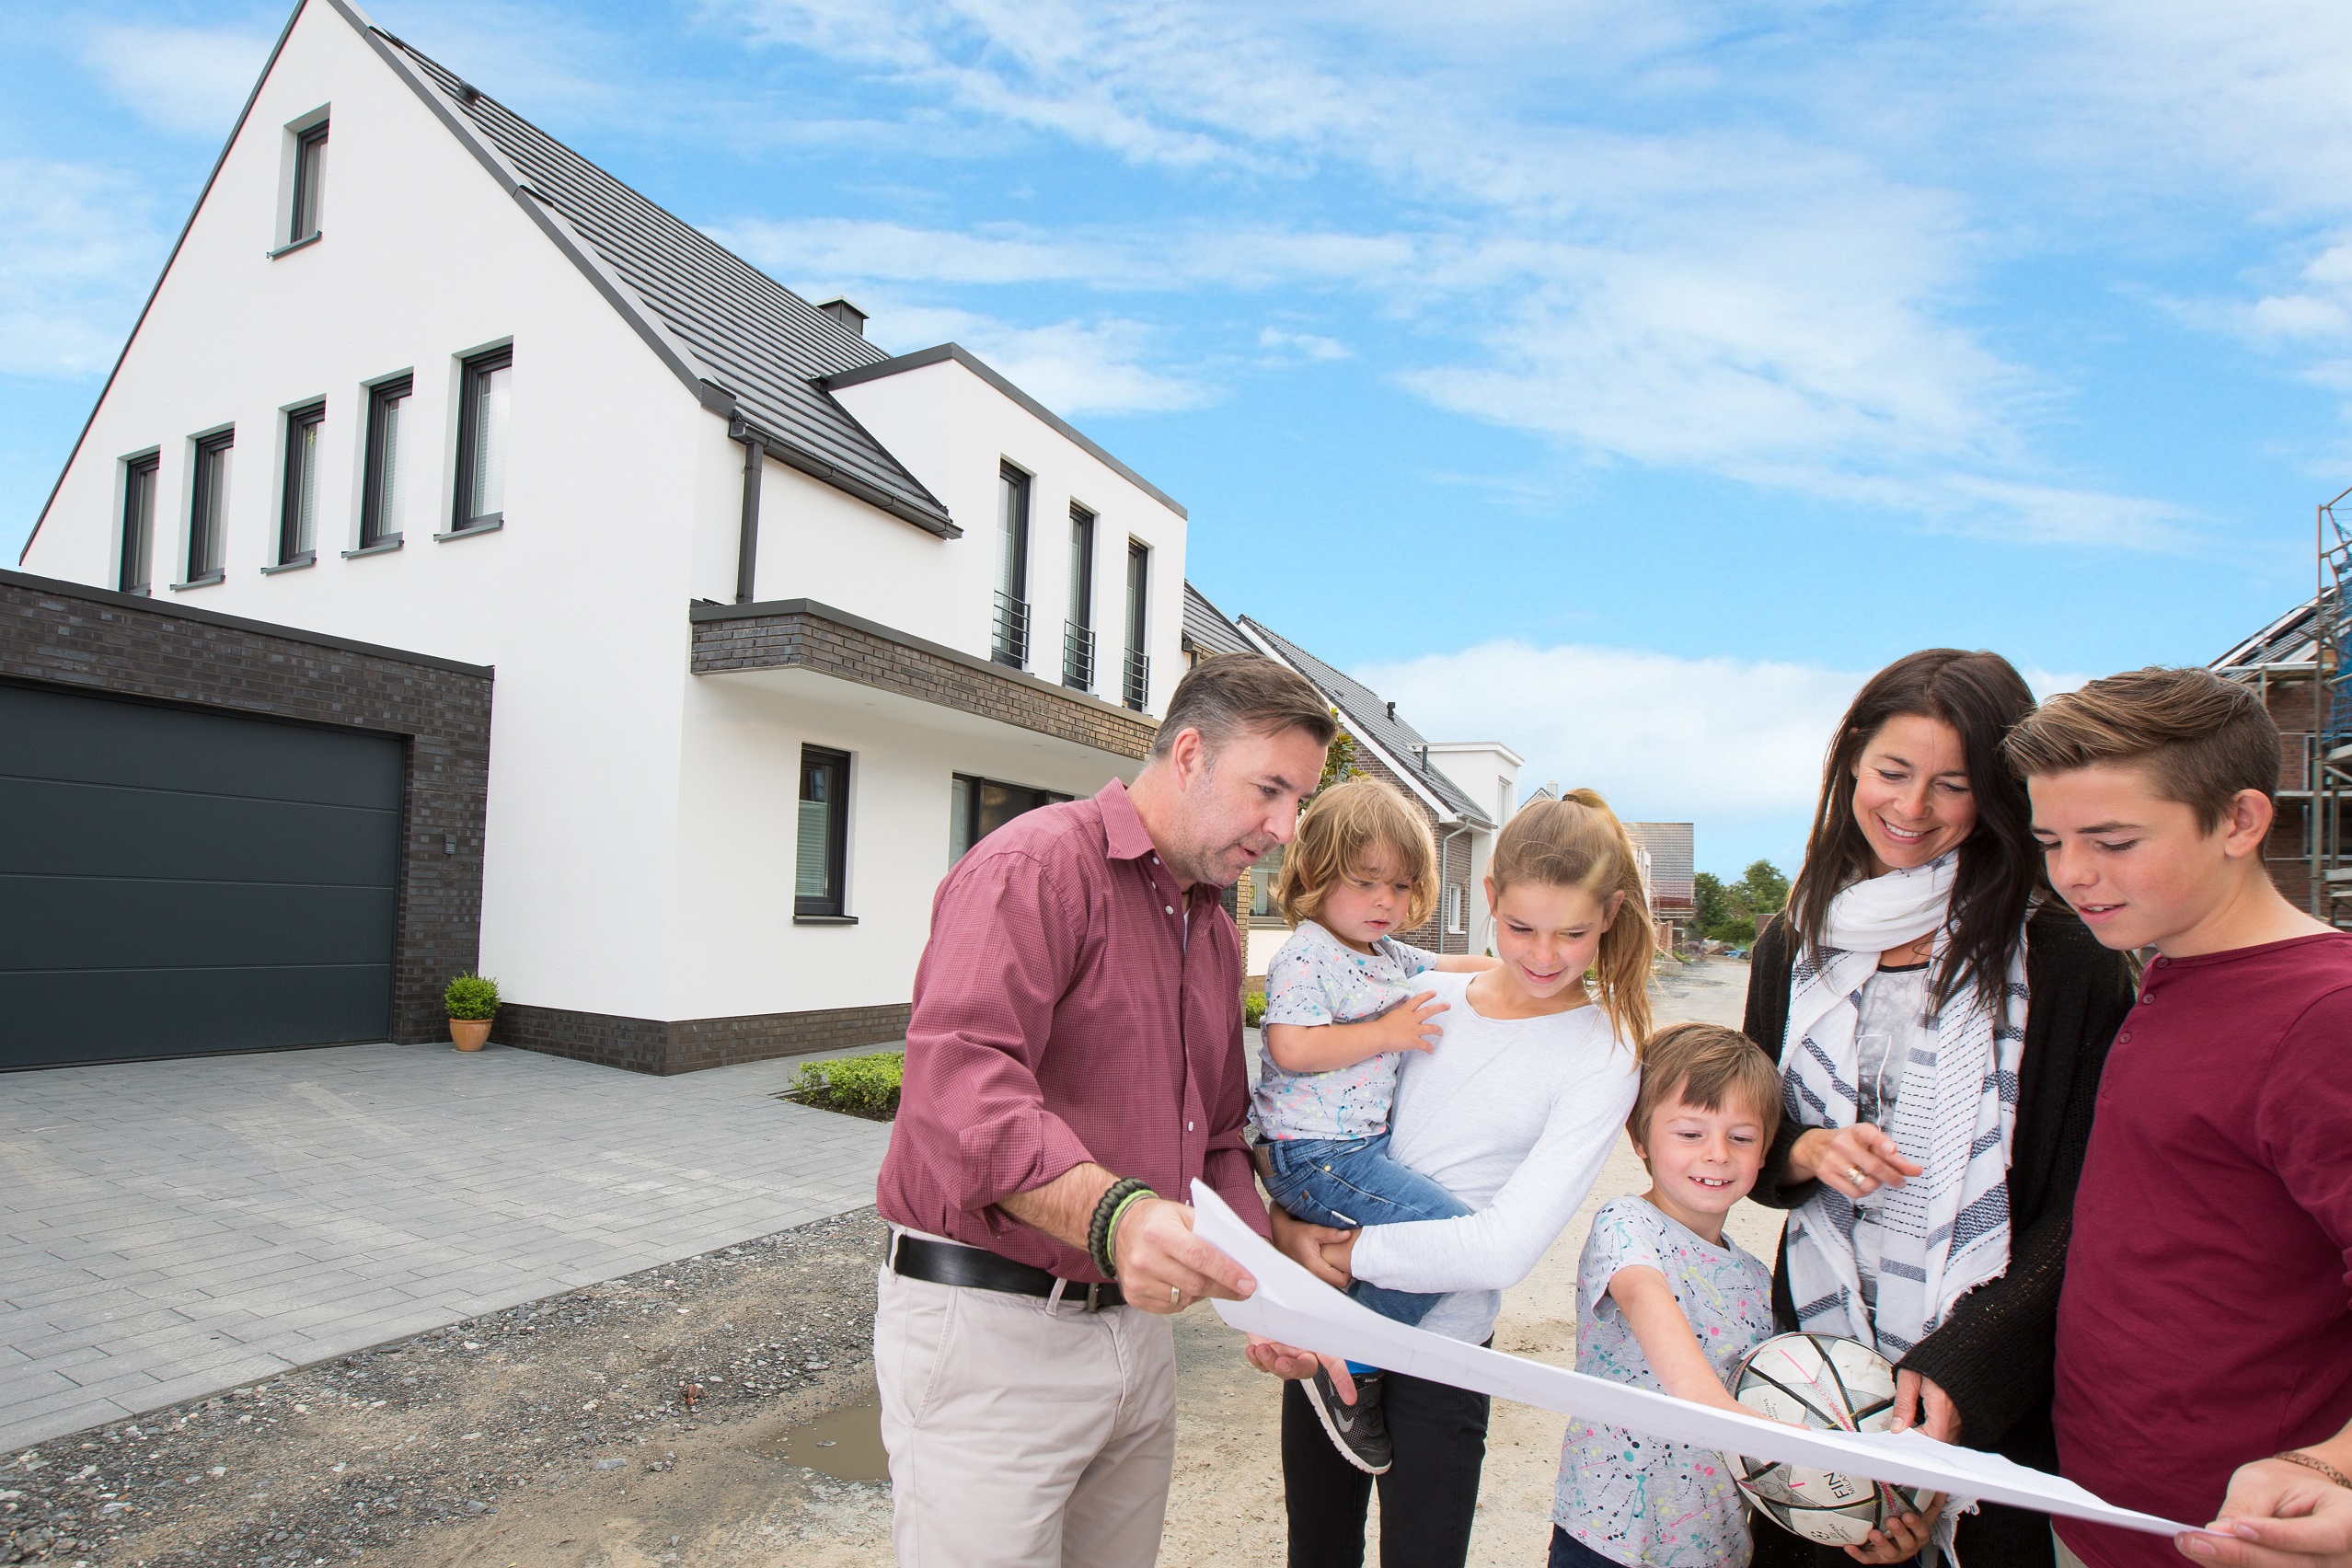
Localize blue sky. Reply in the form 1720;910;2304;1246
6;0;2349;872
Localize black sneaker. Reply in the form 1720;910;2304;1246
1303;1366;1391;1474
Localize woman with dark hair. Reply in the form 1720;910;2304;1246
1745;649;2130;1568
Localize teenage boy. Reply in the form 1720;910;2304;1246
2006;667;2352;1568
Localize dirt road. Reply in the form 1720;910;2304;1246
3;961;1758;1568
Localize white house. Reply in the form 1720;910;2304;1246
17;0;1188;1073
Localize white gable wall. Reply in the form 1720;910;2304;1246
18;0;712;1024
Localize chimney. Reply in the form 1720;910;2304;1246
817;297;867;338
1385;701;1396;721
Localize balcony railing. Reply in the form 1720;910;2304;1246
1123;647;1149;712
993;591;1030;668
1063;622;1095;691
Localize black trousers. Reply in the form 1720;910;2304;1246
1281;1369;1492;1568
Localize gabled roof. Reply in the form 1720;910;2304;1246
1182;582;1252;658
2213;594;2328;669
367;23;953;536
1238;616;1493;828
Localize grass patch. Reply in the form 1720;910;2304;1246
788;1050;903;1122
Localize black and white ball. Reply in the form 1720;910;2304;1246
1730;1332;1934;1547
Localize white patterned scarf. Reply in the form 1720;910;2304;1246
1779;853;2028;1361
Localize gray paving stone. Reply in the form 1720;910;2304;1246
1;1041;888;1448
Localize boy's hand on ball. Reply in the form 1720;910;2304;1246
1843;1495;1943;1563
1374;990;1449;1054
2181;1456;2352;1566
1890;1370;1964;1443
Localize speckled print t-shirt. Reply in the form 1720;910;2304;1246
1553;1196;1777;1568
1251;919;1437;1141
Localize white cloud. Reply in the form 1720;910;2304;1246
1258;326;1351;363
0;160;165;378
80;24;273;139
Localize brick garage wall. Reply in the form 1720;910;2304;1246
691;597;1155;759
0;569;491;1046
497;1001;911;1076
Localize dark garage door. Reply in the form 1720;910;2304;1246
1;682;405;1068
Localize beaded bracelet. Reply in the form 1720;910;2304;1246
2277;1451;2352;1490
1088;1177;1156;1277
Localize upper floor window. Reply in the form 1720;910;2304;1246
950;773;1071;863
182;430;232;586
278;402;324;565
796;745;851;919
289;121;328;245
118;452;158;595
1064;502;1095;690
994;463;1031;667
361;375;410;548
1123;538;1150;712
451;347;511;534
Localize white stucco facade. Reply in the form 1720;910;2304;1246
18;0;1177;1053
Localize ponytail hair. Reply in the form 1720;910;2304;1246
1488;788;1654;1050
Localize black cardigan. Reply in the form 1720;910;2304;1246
1744;905;2129;1457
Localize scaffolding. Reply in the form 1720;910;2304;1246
2214;485;2352;926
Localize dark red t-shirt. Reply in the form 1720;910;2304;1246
2054;933;2352;1567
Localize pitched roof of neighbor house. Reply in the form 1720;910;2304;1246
1624;822;1696;914
376;30;953;535
1238;616;1493;827
1182;582;1253;659
2213;595;2330;669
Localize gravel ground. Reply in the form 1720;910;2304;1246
3;1210;889;1568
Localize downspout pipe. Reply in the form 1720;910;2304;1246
735;435;764;604
1440;822;1470;953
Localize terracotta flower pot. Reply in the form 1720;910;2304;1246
449;1018;492;1052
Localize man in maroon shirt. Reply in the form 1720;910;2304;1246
873;653;1337;1568
2011;668;2352;1568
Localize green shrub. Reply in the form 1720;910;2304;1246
795;1051;904;1118
444;973;500;1020
1243;991;1267;1028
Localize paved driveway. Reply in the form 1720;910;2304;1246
0;1042;892;1451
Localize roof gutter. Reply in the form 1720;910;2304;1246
728;418;960;540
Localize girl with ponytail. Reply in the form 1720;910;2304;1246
1274;790;1653;1568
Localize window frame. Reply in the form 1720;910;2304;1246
289;121;329;244
360;375;411;550
449;346;513;536
118;452;158;595
950;772;1073;863
1122;537;1150;711
276;401;325;567
1065;502;1095;689
181;429;234;588
994;462;1032;667
795;744;852;919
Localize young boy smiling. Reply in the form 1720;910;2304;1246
2006;667;2352;1568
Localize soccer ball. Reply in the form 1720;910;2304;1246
1730;1332;1935;1547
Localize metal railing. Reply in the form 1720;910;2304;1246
1122;647;1149;712
993;591;1030;668
1063;622;1095;691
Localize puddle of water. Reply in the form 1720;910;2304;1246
774;1391;890;1483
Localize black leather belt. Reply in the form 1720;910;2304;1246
889;1233;1126;1310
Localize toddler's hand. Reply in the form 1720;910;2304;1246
1374;991;1448;1054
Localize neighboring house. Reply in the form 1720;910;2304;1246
1215;605;1516;974
2211;597;2339;919
1624;822;1697;949
16;0;1188;1074
1181;581;1253;669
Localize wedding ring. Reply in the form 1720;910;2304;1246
1170;1286;1182;1307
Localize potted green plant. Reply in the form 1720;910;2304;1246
444;973;500;1051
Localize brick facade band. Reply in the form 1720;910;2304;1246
496;1000;914;1076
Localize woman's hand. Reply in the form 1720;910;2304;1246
1844;1493;1944;1563
1789;1124;1924;1201
1891;1370;1964;1444
1242;1337;1358;1403
1267;1204;1353;1289
2179;1454;2352;1566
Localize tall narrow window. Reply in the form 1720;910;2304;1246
1122;538;1150;712
185;431;232;585
796;745;851;918
289;121;328;243
119;454;157;594
278;403;324;565
361;375;410;548
994;463;1030;666
452;347;512;533
1064;502;1095;690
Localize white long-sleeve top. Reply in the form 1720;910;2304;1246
1347;970;1641;1344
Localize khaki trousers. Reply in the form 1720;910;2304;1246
2053;1528;2090;1568
874;1262;1177;1568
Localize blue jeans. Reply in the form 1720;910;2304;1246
1548;1526;1618;1568
1261;1133;1470;1326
